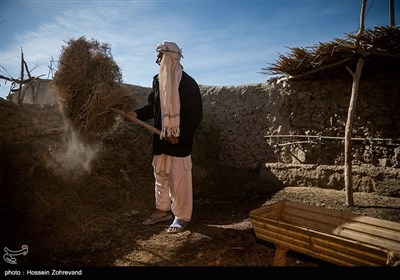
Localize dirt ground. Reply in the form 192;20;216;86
1;119;400;272
110;184;400;267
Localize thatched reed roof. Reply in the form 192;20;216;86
263;26;400;80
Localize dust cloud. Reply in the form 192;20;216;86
47;129;99;179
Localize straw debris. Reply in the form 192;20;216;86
263;26;400;79
52;36;135;142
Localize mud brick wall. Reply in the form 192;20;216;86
3;69;400;194
259;163;400;197
0;99;65;142
199;71;400;170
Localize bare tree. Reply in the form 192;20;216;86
343;0;367;206
0;47;44;104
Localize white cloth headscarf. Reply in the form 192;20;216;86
156;41;183;139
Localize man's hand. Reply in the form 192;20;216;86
166;136;179;144
124;111;138;121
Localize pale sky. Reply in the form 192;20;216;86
0;0;398;98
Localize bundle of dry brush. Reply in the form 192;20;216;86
52;36;135;142
263;26;400;79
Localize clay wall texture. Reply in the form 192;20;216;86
2;70;399;194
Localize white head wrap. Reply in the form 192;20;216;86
156;41;183;139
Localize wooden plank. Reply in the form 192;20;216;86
283;200;400;230
253;221;387;265
334;227;400;252
280;209;400;250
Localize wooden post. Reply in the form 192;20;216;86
344;0;367;206
17;48;25;105
390;0;395;27
273;246;289;266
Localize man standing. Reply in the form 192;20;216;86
125;41;203;233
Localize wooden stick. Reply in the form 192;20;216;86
110;107;161;135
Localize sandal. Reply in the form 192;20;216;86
142;212;173;225
167;218;188;234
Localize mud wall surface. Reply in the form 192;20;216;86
3;70;400;194
0;98;64;142
8;79;57;105
197;71;399;194
259;163;400;197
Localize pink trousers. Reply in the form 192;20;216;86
152;154;193;222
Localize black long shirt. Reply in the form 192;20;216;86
135;71;203;157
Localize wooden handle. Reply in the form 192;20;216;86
110;107;161;135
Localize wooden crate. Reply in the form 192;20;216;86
249;200;400;266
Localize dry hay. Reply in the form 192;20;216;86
264;25;400;78
52;36;135;142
